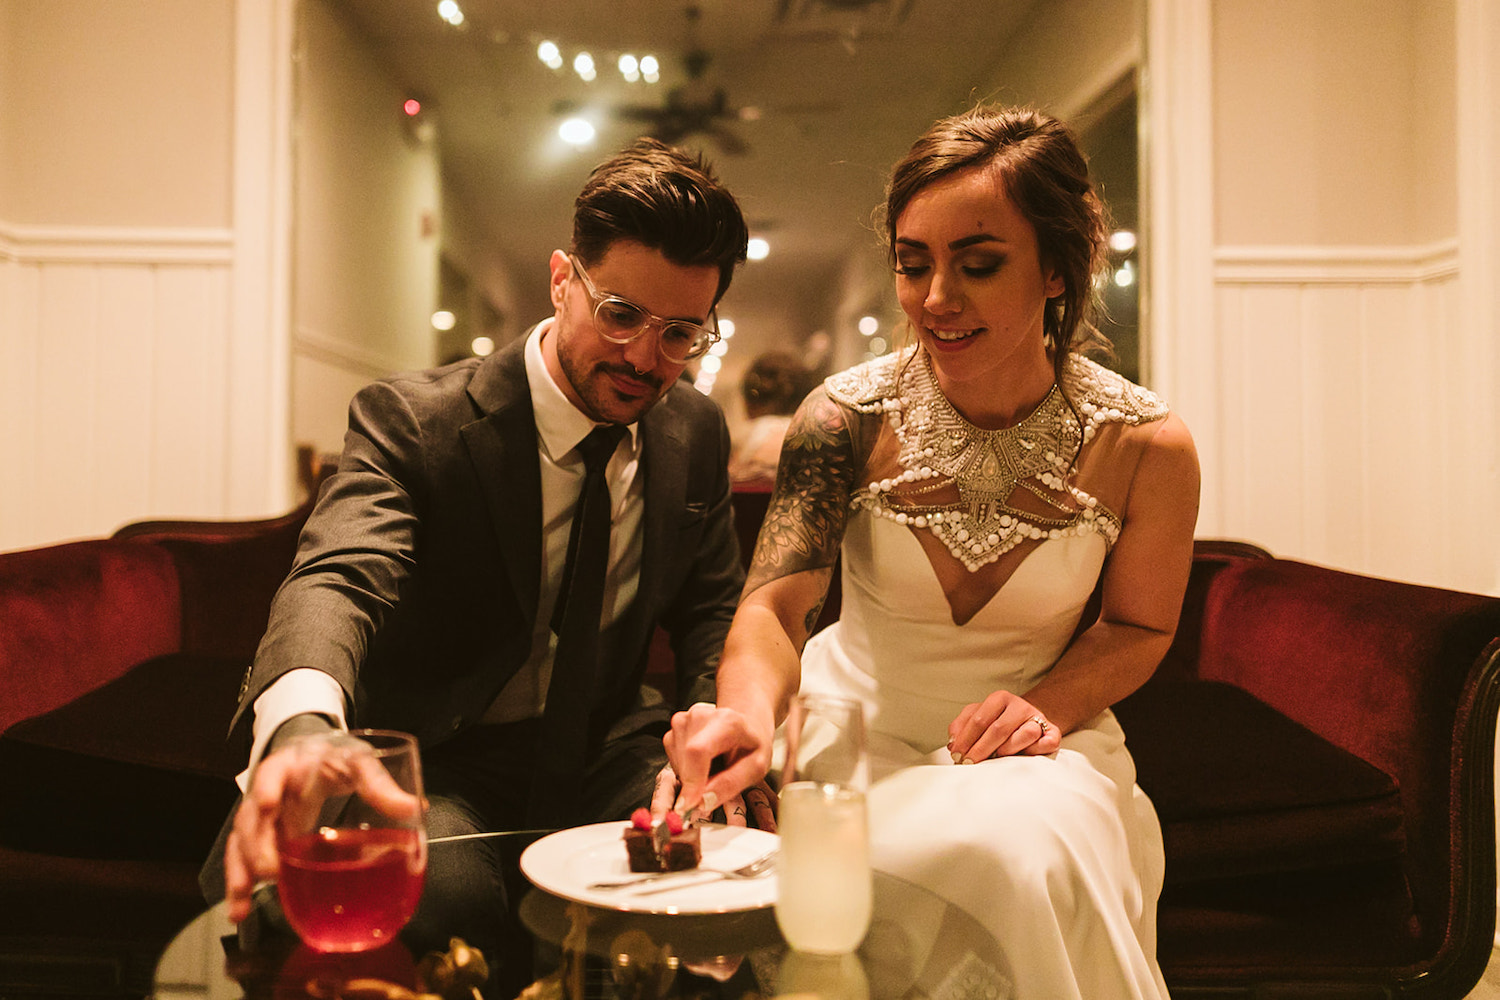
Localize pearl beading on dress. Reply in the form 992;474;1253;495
825;349;1169;572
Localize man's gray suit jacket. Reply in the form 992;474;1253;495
227;333;745;756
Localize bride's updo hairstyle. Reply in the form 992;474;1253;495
881;105;1112;387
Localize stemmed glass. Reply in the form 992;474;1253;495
775;694;873;955
274;729;427;953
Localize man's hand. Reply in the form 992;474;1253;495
662;702;773;821
223;733;421;923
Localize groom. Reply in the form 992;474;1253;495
205;138;750;973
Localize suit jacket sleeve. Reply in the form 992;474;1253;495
229;377;430;740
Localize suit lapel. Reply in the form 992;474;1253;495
460;337;544;625
635;395;690;627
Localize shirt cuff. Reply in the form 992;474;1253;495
237;668;348;792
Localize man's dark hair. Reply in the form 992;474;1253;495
572;138;749;303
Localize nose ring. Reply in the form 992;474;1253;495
633;365;649;376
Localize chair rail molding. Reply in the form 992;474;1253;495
1215;240;1461;285
0;221;233;265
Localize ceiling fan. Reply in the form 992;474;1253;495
560;5;757;155
614;47;754;155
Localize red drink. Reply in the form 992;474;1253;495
278;826;425;953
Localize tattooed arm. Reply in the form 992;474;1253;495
666;387;867;813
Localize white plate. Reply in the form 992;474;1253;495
519;821;778;914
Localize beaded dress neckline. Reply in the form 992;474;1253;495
825;348;1169;572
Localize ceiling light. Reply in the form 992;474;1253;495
746;238;769;261
693;372;716;395
403;98;422;117
431;309;456;331
869;336;888;355
618;54;640;82
558;117;596;147
709;339;729;357
437;1;464;26
699;354;722;374
858;315;878;336
537;40;562;69
1109;229;1138;253
471;336;495;357
1114;261;1135;287
573;52;596;81
717;318;735;339
640;54;660;82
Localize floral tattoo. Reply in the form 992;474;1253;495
746;389;862;604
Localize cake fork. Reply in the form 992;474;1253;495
588;849;777;891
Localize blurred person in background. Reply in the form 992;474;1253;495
728;350;810;488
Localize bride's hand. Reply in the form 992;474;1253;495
664;702;772;818
650;764;778;832
949;691;1061;762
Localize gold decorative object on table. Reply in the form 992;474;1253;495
300;937;489;1000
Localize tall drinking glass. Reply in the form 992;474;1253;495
775;693;872;954
274;729;427;953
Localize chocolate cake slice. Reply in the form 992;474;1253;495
659;823;701;871
622;808;701;872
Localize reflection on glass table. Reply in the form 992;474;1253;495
157;845;1007;999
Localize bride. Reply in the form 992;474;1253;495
664;105;1199;998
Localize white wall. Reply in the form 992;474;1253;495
1214;1;1445;246
290;0;443;461
979;0;1142;121
0;0;233;227
1149;0;1496;597
0;0;292;553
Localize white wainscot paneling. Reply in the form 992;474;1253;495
1212;244;1473;592
0;226;238;553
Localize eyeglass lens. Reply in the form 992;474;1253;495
593;299;711;362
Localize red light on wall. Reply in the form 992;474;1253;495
403;99;422;117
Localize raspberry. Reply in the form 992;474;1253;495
631;807;652;831
664;810;684;835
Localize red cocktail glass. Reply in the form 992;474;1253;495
275;729;426;953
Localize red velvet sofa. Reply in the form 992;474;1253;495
1;486;1496;999
1113;542;1500;998
0;498;314;997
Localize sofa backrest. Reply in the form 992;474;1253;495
1193;555;1500;947
0;539;183;732
1196;558;1500;782
1151;539;1274;682
115;506;311;661
0;487;322;735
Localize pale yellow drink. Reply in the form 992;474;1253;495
775;780;873;954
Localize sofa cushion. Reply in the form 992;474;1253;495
0;652;244;864
1114;679;1406;885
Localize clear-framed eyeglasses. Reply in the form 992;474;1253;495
568;253;720;364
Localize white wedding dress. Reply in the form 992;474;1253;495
795;349;1172;999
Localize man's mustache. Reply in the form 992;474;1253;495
600;362;662;392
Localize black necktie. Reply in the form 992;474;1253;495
528;424;628;827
